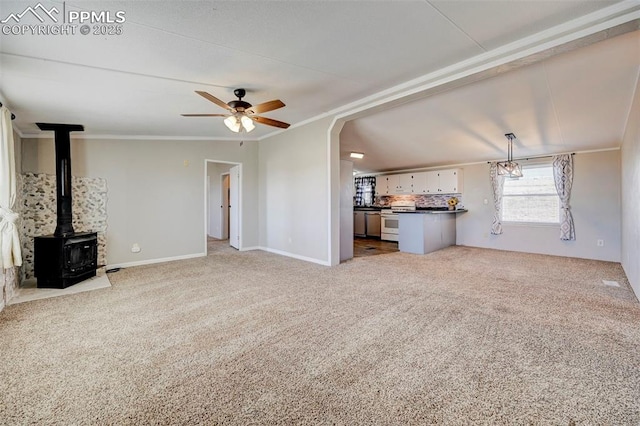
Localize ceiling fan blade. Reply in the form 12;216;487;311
195;91;232;111
253;116;290;129
249;99;285;114
181;113;229;117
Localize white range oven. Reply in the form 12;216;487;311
380;210;399;241
381;201;416;241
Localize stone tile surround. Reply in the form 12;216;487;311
20;173;108;280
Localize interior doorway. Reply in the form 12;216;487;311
205;160;242;253
221;173;230;240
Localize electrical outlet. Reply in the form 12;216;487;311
597;239;604;247
131;243;141;253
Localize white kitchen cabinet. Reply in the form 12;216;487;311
379;173;413;194
425;169;463;194
397;173;413;194
412;172;428;194
438;169;462;193
386;175;399;194
380;169;462;195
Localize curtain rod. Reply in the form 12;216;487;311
487;152;575;164
0;102;16;120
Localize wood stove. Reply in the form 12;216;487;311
35;232;97;288
34;123;98;289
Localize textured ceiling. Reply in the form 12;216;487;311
0;0;637;168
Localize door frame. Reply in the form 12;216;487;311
220;172;230;240
204;159;242;253
228;165;240;249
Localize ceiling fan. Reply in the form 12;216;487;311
182;89;290;133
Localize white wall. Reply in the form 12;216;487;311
22;137;259;266
621;72;640;299
259;117;333;264
340;160;354;262
457;150;621;262
207;162;232;239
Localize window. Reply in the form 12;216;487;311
502;165;559;224
354;176;376;207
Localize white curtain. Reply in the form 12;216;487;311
553;154;575;241
0;106;22;268
489;162;504;235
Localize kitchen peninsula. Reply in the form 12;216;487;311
398;209;467;254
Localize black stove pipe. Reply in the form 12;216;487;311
36;123;84;237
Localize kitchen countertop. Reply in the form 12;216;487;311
354;207;467;213
398;209;468;214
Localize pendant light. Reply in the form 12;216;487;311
497;133;523;178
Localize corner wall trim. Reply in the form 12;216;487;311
106;252;206;269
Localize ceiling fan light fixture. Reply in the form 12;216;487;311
240;115;255;132
183;90;290;132
224;115;241;133
496;133;523;178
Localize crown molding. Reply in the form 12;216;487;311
355;147;621;176
18;132;259;142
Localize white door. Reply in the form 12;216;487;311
229;165;240;249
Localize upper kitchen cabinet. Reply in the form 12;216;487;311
426;169;463;194
397;174;413;194
412;172;428;194
378;169;463;195
386;175;400;194
378;174;411;195
376;175;392;195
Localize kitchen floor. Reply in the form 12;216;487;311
353;237;399;258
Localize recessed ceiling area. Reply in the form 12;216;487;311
340;30;640;174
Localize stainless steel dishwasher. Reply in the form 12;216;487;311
365;211;381;238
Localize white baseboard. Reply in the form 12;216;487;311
257;247;331;266
105;248;330;269
107;252;206;269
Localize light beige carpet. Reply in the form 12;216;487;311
0;242;638;425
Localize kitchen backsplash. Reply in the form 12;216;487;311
375;194;463;208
